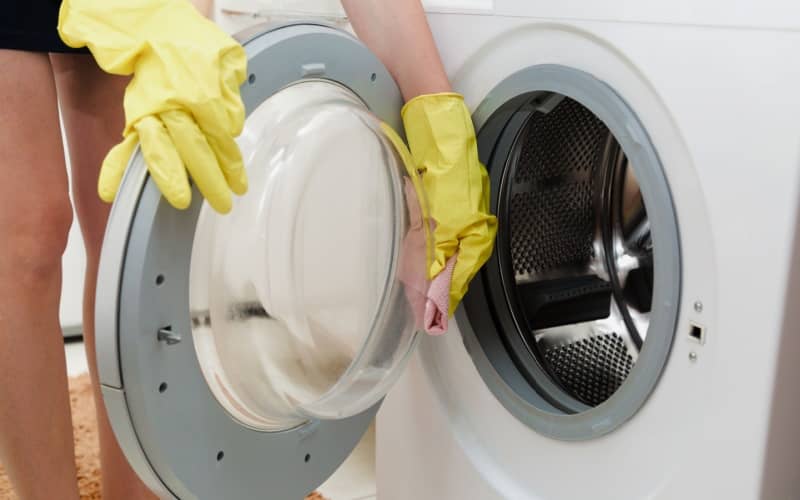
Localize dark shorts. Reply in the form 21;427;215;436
1;0;89;53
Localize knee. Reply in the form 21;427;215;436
5;195;73;279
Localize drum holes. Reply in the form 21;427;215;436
155;274;165;286
370;73;376;82
248;74;256;84
158;382;168;393
304;453;311;463
216;451;225;462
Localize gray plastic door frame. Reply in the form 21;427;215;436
94;22;403;500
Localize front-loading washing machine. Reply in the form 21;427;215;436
378;2;800;500
94;2;800;499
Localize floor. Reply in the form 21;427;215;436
64;338;377;500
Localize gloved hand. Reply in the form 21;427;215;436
388;93;497;332
58;0;248;213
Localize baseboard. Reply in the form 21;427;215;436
62;324;83;339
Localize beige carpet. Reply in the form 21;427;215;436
0;374;325;499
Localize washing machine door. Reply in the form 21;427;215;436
94;23;419;499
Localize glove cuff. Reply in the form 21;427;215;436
400;92;477;165
401;92;464;116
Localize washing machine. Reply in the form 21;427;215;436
94;1;800;499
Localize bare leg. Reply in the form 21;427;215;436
48;3;215;498
0;49;79;500
50;53;156;500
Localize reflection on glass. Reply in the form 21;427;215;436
190;81;419;431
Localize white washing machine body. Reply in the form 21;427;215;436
378;2;800;500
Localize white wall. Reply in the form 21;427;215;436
60;120;87;337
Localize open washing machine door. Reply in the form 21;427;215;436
94;23;417;499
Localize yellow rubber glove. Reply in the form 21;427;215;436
401;93;498;315
58;0;248;213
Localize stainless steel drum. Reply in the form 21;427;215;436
462;65;680;440
504;95;652;407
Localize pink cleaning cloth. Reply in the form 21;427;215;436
422;254;456;335
397;179;455;335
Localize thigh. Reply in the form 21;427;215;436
50;53;127;256
0;49;70;252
